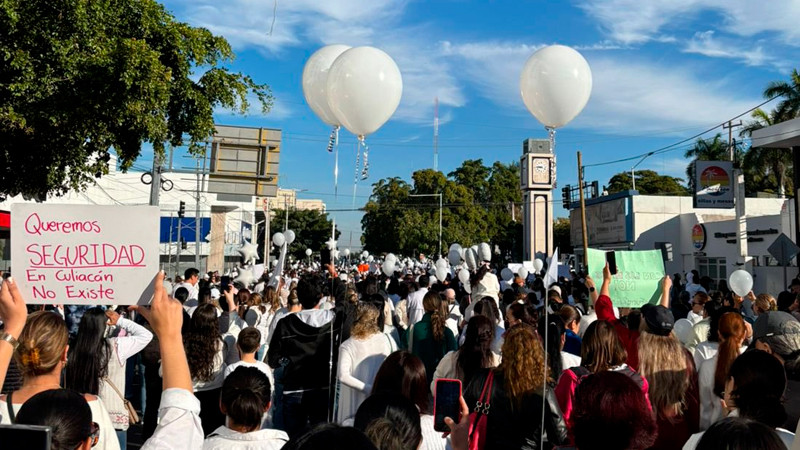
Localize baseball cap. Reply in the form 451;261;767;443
641;304;675;336
752;311;800;341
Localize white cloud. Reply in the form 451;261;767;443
164;0;465;124
441;40;761;135
684;31;772;66
578;0;800;45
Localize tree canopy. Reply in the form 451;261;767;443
361;159;523;260
0;0;271;199
607;170;689;196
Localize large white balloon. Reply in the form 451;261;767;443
518;267;529;280
465;248;478;271
237;240;259;264
382;261;396;277
284;230;296;245
344;248;351;257
305;248;313;256
272;232;286;247
533;259;544;272
673;318;694;345
435;258;449;270
302;45;351;126
729;270;754;297
435;267;448;283
520;45;592;129
326;46;403;137
448;249;462;266
478;243;492;262
458;268;471;284
500;268;514;282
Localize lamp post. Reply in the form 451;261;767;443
630;151;655;191
410;193;443;258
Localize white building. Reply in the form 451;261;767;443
0;156;324;277
570;191;795;295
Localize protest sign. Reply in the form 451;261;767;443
11;204;160;305
586;248;665;308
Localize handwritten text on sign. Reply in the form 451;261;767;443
11;204;159;305
587;248;665;308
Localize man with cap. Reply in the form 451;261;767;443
751;311;800;432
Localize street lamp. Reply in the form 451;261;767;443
630;152;655;191
409;193;443;258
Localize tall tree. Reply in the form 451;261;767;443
763;69;800;120
607;170;689;196
740;108;793;197
0;0;271;199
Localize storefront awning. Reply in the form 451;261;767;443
752;117;800;148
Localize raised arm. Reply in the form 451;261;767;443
0;278;27;394
584;275;598;305
660;275;672;308
600;262;612;298
107;310;154;362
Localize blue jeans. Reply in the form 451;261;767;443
116;430;127;450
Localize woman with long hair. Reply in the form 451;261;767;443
66;307;152;449
463;325;567;449
753;294;778;316
185;302;228;435
467;265;500;320
637;304;699;449
336;303;398;423
461;297;504;355
15;389;102;450
506;302;536;329
0;311;119;449
372;350;446;450
409;291;457;384
204;366;289;449
431;315;500;392
246;288;279;360
698;312;747;429
555;320;649;430
538;314;571;382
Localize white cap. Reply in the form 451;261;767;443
210;288;221;299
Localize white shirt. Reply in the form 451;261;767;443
204;427;289;450
176;281;199;301
687;311;704;325
336;332;398;422
693;341;719;372
141;388;205;450
698;346;746;430
407;288;429;325
561;351;582;371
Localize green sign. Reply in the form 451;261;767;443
586;248;665;308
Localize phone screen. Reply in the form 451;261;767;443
606;251;618;275
433;379;462;432
220;276;231;293
0;424;51;450
321;248;332;266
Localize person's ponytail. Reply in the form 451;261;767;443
220;367;271;431
714;313;746;398
423;291;446;342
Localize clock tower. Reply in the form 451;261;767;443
520;139;555;261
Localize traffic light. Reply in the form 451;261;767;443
181;238;187;250
178;201;186;218
562;185;571;209
591;181;599;199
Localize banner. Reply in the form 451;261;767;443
694;161;734;209
11;204;160;305
586;248;665;308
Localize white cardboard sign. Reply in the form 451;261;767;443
11;204;160;305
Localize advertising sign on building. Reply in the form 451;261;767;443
694;161;734;209
570;197;629;246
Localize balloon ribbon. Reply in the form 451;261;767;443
329;126;339;198
360;137;369;180
352;141;361;208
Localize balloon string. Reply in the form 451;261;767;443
352;141;361;208
360;137;369;180
333;126;339;198
547;126;557;188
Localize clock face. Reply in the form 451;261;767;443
532;158;550;184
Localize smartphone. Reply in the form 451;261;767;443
433;378;462;432
321;248;332;266
220;276;231;293
606;251;618;275
0;424;51;450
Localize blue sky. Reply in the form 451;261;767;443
143;0;800;245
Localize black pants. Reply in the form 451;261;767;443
195;388;225;437
282;389;329;439
142;362;163;440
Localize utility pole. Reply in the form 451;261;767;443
577;152;589;269
176;201;185;277
149;149;163;206
725;120;746;265
433;97;439;172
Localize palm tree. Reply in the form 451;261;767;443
740;108;793;197
684;134;734;191
763;69;800;119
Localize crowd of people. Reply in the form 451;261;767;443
3;258;800;449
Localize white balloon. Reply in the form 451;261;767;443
673;318;694;345
533;259;544;272
344;248;351;257
478;243;492;262
284;230;296;245
465;248;478;271
235;268;256;287
272;232;285;247
237;240;259;264
729;270;754;297
302;45;351;126
333;250;340;259
435;258;449;270
500;268;514;282
305;248;313;256
520;45;593;129
367;255;374;263
326;46;403;137
436;267;448;283
382;261;396;277
386;253;397;264
449;243;462;255
518;267;529;280
448;249;462;266
458;268;471;285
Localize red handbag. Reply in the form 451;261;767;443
467;370;494;450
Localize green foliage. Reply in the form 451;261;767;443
0;0;272;199
683;134;742;192
362;160;522;259
740;108;794;197
270;209;340;260
553;217;573;254
763;69;800;120
607;170;689;196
